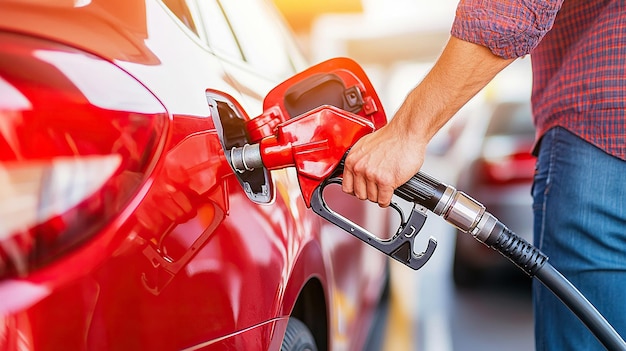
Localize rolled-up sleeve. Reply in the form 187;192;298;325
451;0;563;59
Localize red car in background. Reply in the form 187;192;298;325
451;100;536;287
0;0;390;350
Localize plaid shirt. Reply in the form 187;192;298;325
451;0;626;160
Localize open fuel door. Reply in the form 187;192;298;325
251;57;387;141
208;57;387;204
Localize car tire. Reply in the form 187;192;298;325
281;317;318;351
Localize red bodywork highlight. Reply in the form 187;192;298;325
0;32;168;278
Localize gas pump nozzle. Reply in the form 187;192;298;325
228;103;544;273
229;111;544;276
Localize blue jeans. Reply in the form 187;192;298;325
532;127;626;350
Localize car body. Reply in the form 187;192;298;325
0;1;390;350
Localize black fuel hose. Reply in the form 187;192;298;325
535;263;626;351
489;224;625;351
395;170;626;351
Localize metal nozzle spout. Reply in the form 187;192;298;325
230;143;263;173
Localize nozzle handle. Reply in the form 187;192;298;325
338;151;450;215
394;172;450;215
310;177;437;271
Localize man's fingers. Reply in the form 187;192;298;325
342;169;354;195
366;181;379;204
353;173;368;200
377;186;394;208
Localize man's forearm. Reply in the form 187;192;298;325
393;36;515;143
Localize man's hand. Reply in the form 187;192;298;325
342;116;427;208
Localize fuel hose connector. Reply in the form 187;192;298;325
395;171;547;276
470;209;547;276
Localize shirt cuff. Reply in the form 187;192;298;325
450;0;561;59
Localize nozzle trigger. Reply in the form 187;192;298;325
310;178;437;270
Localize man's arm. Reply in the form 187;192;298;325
342;36;515;207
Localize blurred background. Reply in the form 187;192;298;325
271;1;536;350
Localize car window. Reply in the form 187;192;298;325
161;0;199;36
218;0;298;79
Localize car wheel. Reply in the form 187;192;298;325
281;317;318;351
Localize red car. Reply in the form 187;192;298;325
0;1;390;350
